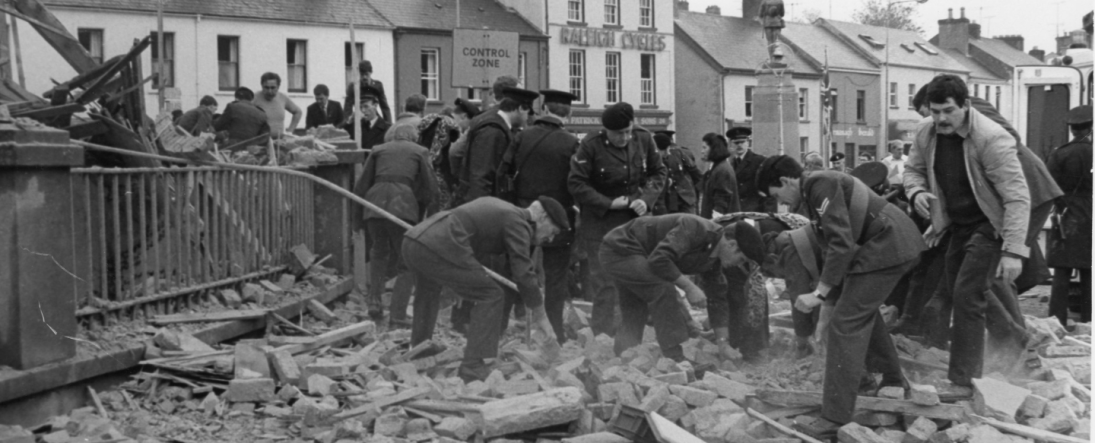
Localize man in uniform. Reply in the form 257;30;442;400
728;127;767;212
345;60;391;124
402;196;568;381
454;87;538;206
758;156;925;433
652;130;701;215
344;84;390;150
829;152;847;173
568;102;667;337
498;89;581;343
1047;105;1092;326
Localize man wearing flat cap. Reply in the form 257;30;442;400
497;89;581;343
569;102;667;337
652;130;702;216
345;59;391;124
599;215;765;360
1046;104;1092;326
342;83;390;150
727;127;768;212
402;196;567;381
454;86;538;206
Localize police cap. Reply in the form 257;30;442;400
539;89;578;106
454;98;481;118
727;220;766;264
726;127;752;141
358;60;373;74
830;152;846;162
501;86;539;108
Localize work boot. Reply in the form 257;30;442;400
889;314;922;337
662;344;686;362
389;316;413;329
794;335;814;360
458;359;493;383
794;415;840;442
857;374;879;396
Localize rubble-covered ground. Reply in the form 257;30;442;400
0;276;1089;443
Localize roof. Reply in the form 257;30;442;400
943;49;1003;80
45;0;393;28
971;38;1044;67
781;21;877;72
818;19;968;73
367;0;541;36
674;11;819;75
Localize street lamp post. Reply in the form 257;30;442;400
882;0;927;158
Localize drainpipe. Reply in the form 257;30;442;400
194;14;201;108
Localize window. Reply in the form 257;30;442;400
745;86;754;118
420;48;439;99
518;52;527;87
345;42;364;86
914;42;938;55
78;29;103;64
908;84;916;110
605;52;621;103
150;32;174;88
856;90;865;122
640;54;655;105
889;82;898;108
604;0;619;25
217;36;239;91
800;137;809;153
858;34;885;49
568;50;586;103
465;88;481;101
831;88;839;120
287;40;307;93
974;84;980;98
995;86;1001;109
568;0;584;22
799;88;808;120
640;0;654;28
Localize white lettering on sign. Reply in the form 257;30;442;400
559;27;666;51
452;30;519;88
857;127;875;137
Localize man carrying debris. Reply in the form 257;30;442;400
757;156;925;433
214;87;269;148
177;95;217;136
353;121;437;324
599;214;765;360
402;196;568;381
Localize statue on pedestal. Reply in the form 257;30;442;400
758;0;786;64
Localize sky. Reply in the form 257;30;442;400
698;0;1091;54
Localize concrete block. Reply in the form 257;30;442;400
879;430;907;443
639;384;671;412
303;396;340;426
226;378;275;403
220;289;242;308
669;384;718;407
0;424;35;443
278;274;297;290
308;299;338;325
1027;379;1070;401
268;349;301;385
928;423;969;443
909;384;940;406
435;416;478;440
657;395;690;422
852;411;899;427
242;283;266;303
598;382;639;406
308;374;337;396
1018;394;1048;418
838;422;889;443
878;386;905;400
971;377;1030;422
652;371;688;385
902;416;937;443
277;385;301;402
703;372;755;402
234;339;271;379
375;414;407;437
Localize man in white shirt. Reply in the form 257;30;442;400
882;140;906;185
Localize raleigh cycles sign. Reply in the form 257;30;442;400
559;27;667;52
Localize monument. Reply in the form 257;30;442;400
751;0;801;158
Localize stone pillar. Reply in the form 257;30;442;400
310;150;367;276
752;67;800;159
0;124;84;369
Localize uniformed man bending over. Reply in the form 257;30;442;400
402;196;569;381
599;214;765;359
757;156;925;434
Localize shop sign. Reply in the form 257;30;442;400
452;29;519;87
559;27;666;51
568;115;671;127
832;127;875;137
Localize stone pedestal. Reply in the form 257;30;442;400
310;150;367;276
752;66;800;159
0;124;84;369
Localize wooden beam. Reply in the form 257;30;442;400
273;320;376;355
477;387;584;438
755;389;969;421
326;386;432;425
974;414;1089;443
65;119;107;139
149;309;267;325
11;102;83;119
10;0;97;74
75;35;150;104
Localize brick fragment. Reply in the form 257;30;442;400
1027;379;1070;401
909;384;940;406
837;422;890;443
226;378;275;403
878;386;905;400
639;384;671;412
971;377;1030;422
375;413;407;437
902;416;937;443
657;395;689;422
435;416;478;441
268;349;301;385
652;371;688;385
703;372;755;402
928;423;969;443
1019;394;1048;418
668;384;717;407
307;374;337;396
308;299;338;325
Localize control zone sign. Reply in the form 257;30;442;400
452;29;519;88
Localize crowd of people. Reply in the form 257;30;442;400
331;67;1089;440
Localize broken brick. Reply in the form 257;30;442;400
307;374;337;396
1027;379;1071;401
971;377;1030;422
877;386;905;400
838;422;890;443
226;378;275;403
308;299;338;325
909;384;940;406
658;394;690;422
435;416;477;441
902;416;937;443
703;372;755;402
928;423;969;443
374;414;407;437
638;384;671;413
268;349;302;386
669;384;717;407
1018;394;1048;418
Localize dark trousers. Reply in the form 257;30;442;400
403;240;504;363
1051;268;1092;325
792;294;821;337
599;248;690;358
823;259;916;424
939;222;1000;386
901;241;948;331
543;244;573;344
366;219;413;319
583;237;620;337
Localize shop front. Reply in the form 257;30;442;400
831;123;880;167
566;108;673;139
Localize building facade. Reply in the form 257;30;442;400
34;0;394;125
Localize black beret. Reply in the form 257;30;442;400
850;161;890;189
454;98;481;118
729;220;766;264
358;60;373;73
539;89;578;106
653;133;672;150
1067;105;1092;125
537;196;570;231
601;102;634;130
726;127;752;140
830;152;846;162
502;86;539;107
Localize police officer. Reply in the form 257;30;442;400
1047;105;1092;327
568;102;667;337
454;87;539;206
728;127;768;212
344;60;391;124
757;156;925;434
498;89;581;343
652;130;701;215
343;84;390;149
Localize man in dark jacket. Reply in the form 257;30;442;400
453;87;537;206
652;130;701;215
213;87;269;148
1047;105;1092;326
728;127;767;211
346;84;390;150
759;156;925;433
178;95;217;136
305;84;344;129
600;215;765;359
498;89;580;343
568;102;667;337
344;60;391;124
353;121;438;324
402;196;568;381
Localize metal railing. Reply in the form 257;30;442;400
69;166;314;326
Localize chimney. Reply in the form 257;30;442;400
743;0;763;19
1029;47;1045;62
705;4;720;15
937;7;971;55
960;7;965;19
996;35;1025;51
677;1;689;11
969;22;981;39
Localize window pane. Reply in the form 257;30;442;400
640;54;655;105
217;37;239;90
421;49;438;99
606;52;619;103
287;40;306;92
799;88;807;119
745;86;753;117
605;0;617;24
568;0;583;21
640;0;653;27
569;50;585;103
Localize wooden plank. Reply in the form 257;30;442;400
974;414;1089;443
326;386;432;425
11;102;83;119
65;119;108;139
403;399;481;414
274;320;376;355
755;389;969;421
150;309;267;325
10;0;97;74
744;406;825;443
74;35;150;104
